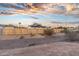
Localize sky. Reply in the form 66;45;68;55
0;3;79;26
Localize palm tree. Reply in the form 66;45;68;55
18;22;22;35
18;22;24;39
18;22;21;27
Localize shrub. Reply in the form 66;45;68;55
19;36;24;39
43;28;54;36
30;33;35;37
63;29;79;42
62;28;69;33
39;33;44;36
28;43;36;46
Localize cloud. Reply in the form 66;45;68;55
0;3;79;17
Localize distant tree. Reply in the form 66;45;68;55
29;23;44;28
57;26;63;29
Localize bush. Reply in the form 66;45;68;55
62;28;69;33
63;29;79;42
19;36;24;39
30;33;35;37
28;43;36;46
39;33;44;36
43;28;54;36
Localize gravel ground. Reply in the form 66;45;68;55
0;33;65;49
0;42;79;56
0;33;79;56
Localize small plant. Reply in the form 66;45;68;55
19;36;24;39
43;28;54;36
30;33;35;37
39;33;44;36
28;43;36;46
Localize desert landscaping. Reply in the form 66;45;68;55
0;3;79;56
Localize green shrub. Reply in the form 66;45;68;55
62;28;69;33
43;28;54;36
63;29;79;42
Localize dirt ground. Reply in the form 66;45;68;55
0;33;79;56
0;42;79;56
